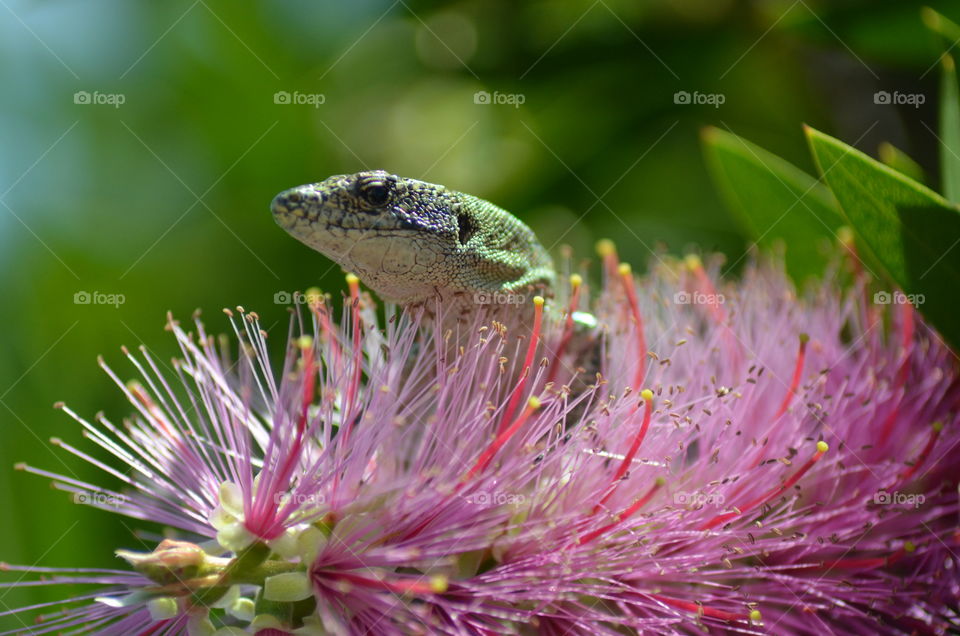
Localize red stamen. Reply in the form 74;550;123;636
791;543;914;570
898;422;943;483
823;544;912;569
127;379;181;444
596;238;620;283
618;264;647;390
700;441;828;530
879;301;915;446
773;333;809;420
729;334;811;495
341;274;364;444
319;570;448;596
247;337;315;539
650;594;759;622
546;276;583;387
465;397;541;482
838;228;879;331
593;389;653;513
686;255;726;324
309;290;341;372
498;297;544;435
579;477;663;545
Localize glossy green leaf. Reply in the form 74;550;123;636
701;126;842;281
877;142;926;184
939;55;960;201
922;7;960;42
806;126;960;348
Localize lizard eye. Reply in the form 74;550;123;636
457;212;476;245
358;180;391;207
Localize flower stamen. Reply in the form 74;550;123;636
465;396;541;481
546;275;582;387
618;264;647;390
593;389;654;513
579;477;664;545
879;301;915;446
498;296;544;435
650;593;760;623
700;441;829;530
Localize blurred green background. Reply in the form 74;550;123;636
1;0;957;621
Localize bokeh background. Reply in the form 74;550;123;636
1;0;957;621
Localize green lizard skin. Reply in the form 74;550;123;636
271;171;556;310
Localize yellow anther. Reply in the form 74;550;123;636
596;238;616;256
429;575;449;593
836;226;854;247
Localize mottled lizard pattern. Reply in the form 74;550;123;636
272;171;556;310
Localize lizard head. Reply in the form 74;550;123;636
272;171;554;306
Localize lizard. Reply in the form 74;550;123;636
270;171;557;316
271;170;604;431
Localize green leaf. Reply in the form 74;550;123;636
939;55;960;201
922;7;960;43
878;142;926;184
701;126;842;282
805;126;960;349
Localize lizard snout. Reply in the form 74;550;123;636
271;186;316;224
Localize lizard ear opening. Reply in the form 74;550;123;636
457;212;476;245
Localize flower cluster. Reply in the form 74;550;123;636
5;248;959;635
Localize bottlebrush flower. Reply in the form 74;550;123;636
4;248;959;635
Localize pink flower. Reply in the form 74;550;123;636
6;249;958;635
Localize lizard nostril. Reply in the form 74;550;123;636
287;192;302;203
